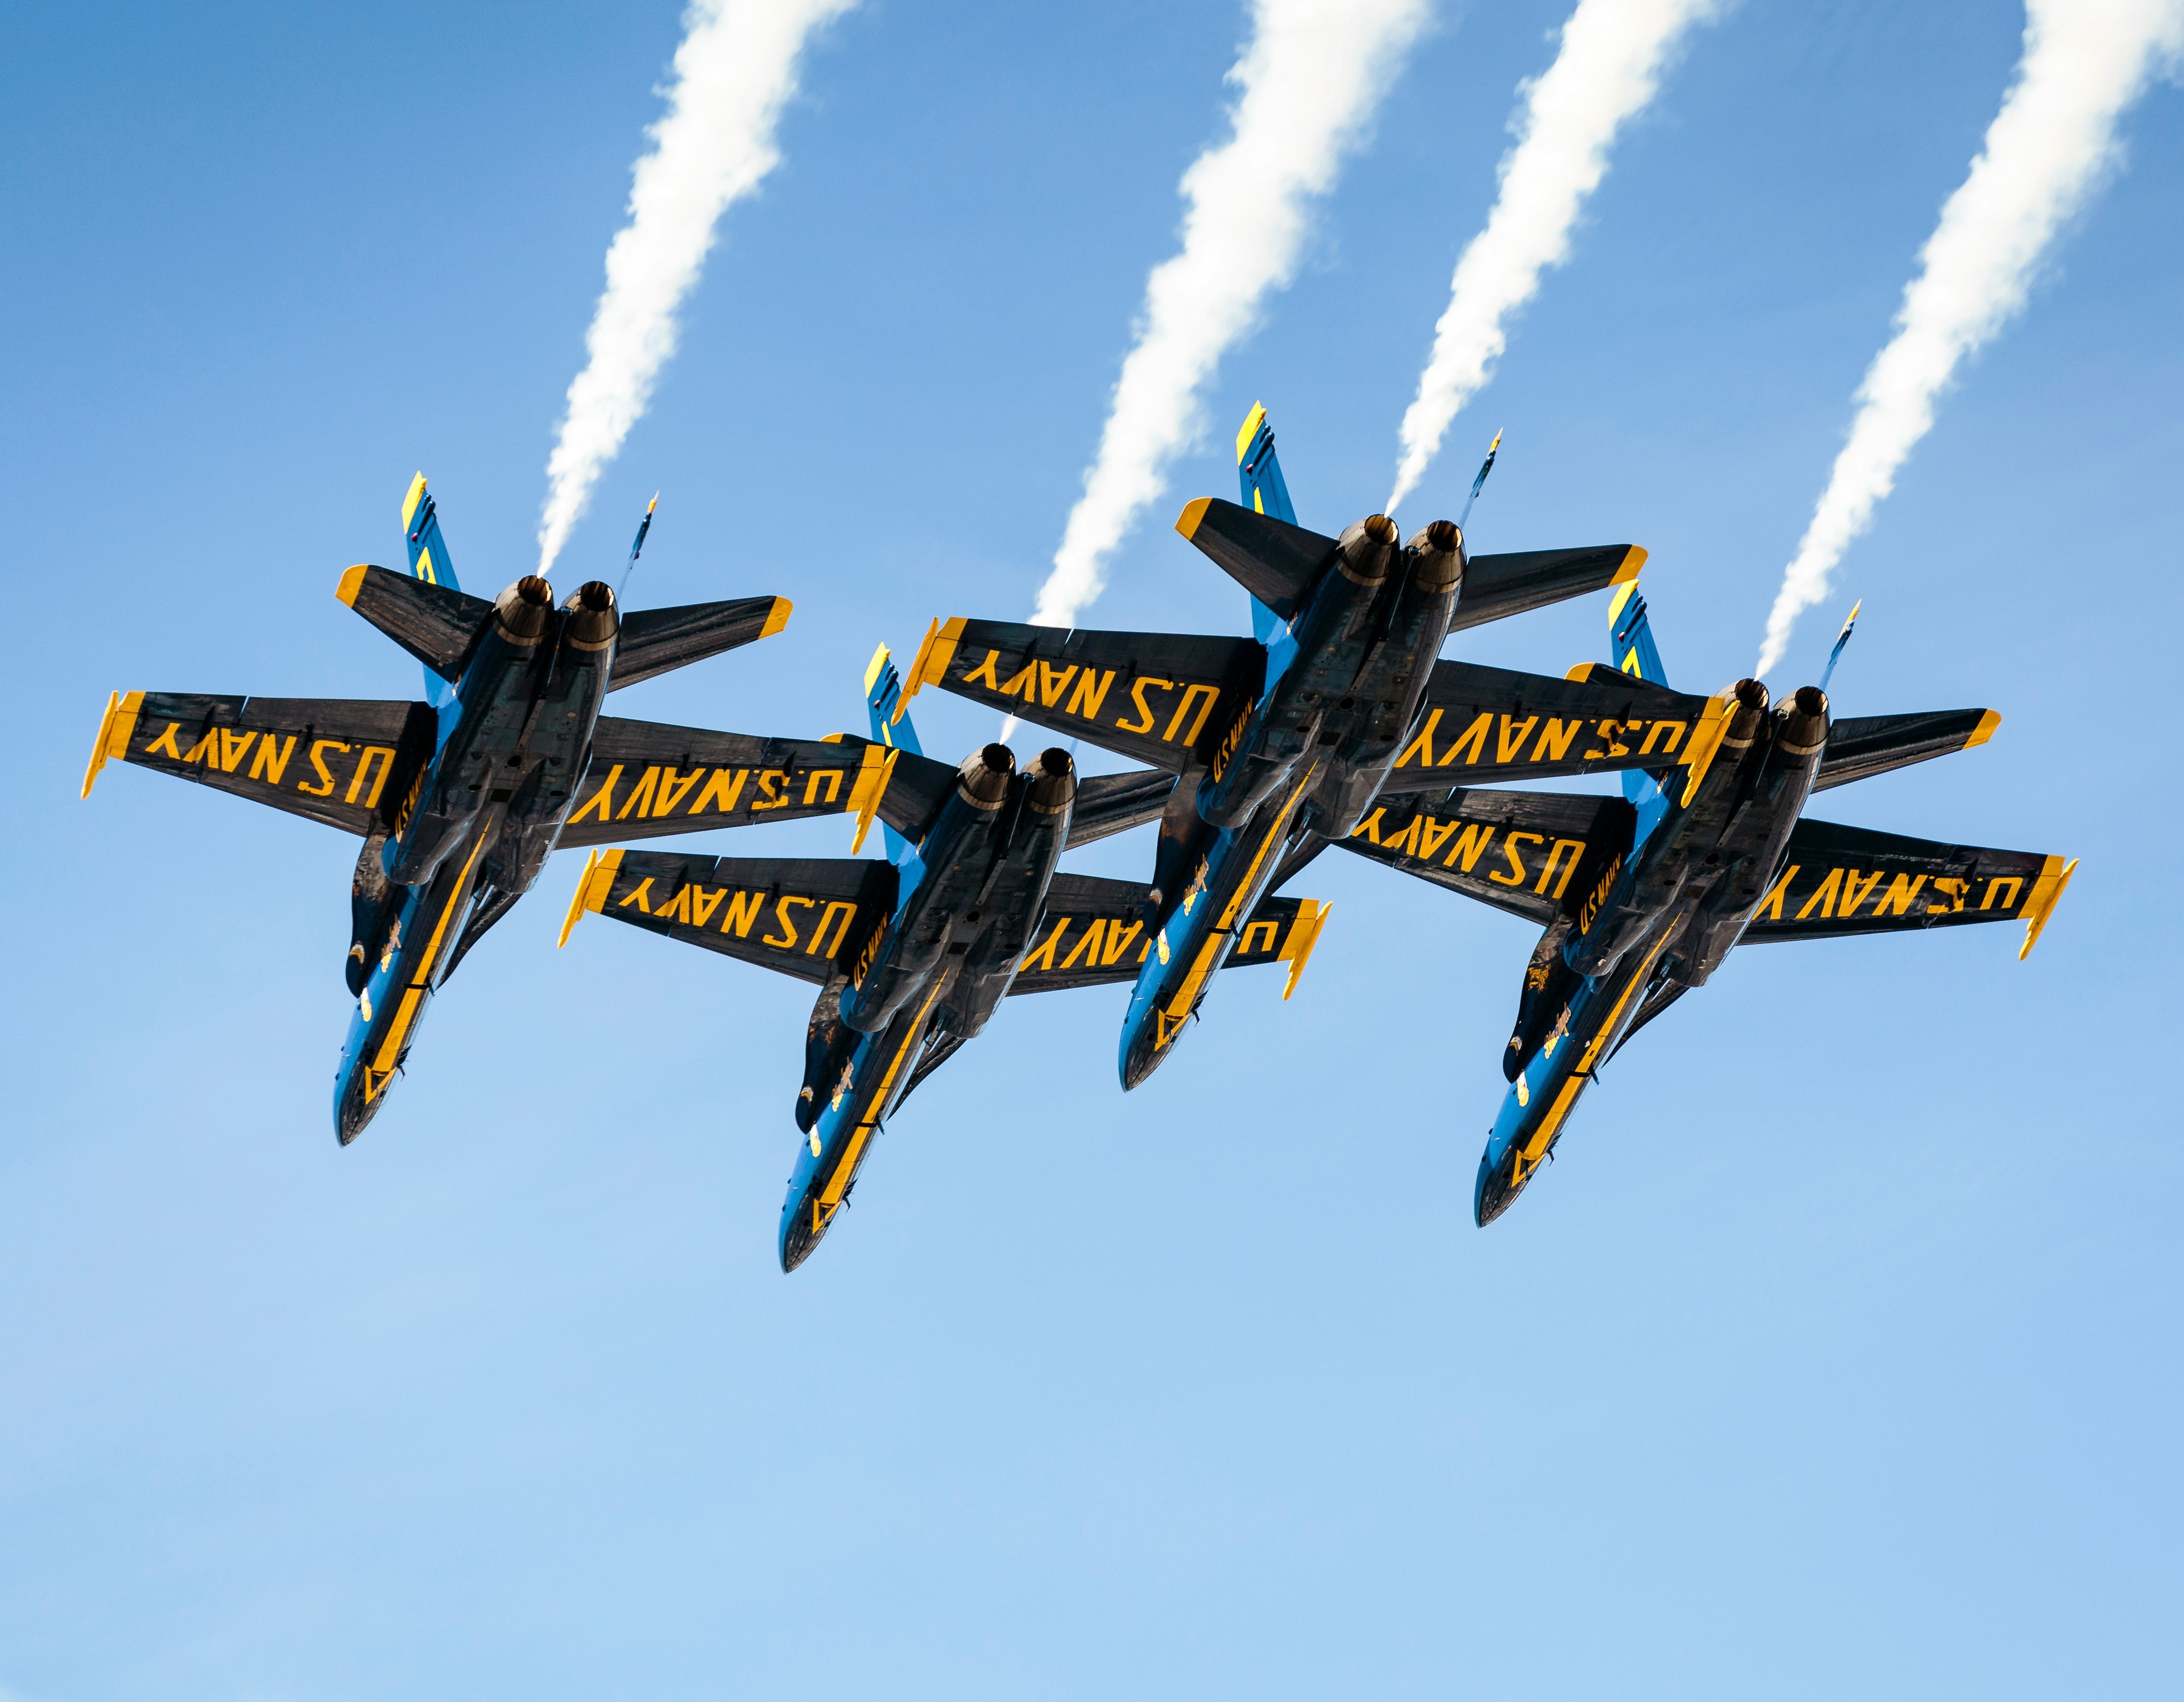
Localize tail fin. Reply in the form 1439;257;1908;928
402;473;462;706
864;643;923;863
1608;581;1670;810
1236;403;1297;645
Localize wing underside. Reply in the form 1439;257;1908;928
1340;786;1635;926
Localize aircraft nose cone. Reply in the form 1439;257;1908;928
1473;1147;1522;1227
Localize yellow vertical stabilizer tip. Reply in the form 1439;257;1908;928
337;564;370;607
2018;856;2078;960
402;472;428;529
1966;709;2003;748
1176;496;1211;541
1607;579;1640;624
1235;403;1267;463
863;641;892;693
1611;546;1648;585
760;597;793;639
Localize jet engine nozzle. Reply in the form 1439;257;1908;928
564;580;619;652
1025;746;1077;815
1723;677;1771;749
494;575;556;643
1774;685;1829;757
1404;519;1466;594
957;742;1016;809
1335;515;1397;586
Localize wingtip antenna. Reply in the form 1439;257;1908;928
1456;428;1503;531
1818;598;1860;691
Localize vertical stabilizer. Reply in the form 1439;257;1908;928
864;643;923;864
402;474;462;706
1236;404;1296;645
1609;580;1672;812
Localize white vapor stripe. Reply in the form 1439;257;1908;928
1026;0;1432;632
538;0;855;573
1386;0;1718;514
1757;0;2184;677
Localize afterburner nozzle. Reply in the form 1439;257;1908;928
957;742;1015;809
1723;677;1771;749
1026;746;1077;815
495;575;555;643
1775;685;1829;757
564;580;618;652
1404;519;1465;593
1335;514;1398;585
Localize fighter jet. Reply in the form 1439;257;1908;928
557;647;1325;1270
895;406;1726;1089
1336;585;2075;1225
82;474;876;1143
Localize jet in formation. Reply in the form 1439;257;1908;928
559;647;1325;1269
1338;584;2075;1224
82;475;878;1142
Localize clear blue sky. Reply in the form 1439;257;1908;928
4;3;2179;1696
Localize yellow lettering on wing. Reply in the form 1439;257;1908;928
1980;875;2025;912
763;895;813;950
689;885;727;929
1417;816;1463;863
1445;822;1496;872
617;766;661;819
249;733;296;785
690;767;746;815
1057;918;1106;971
1536;837;1587;900
1101;921;1144;966
1872;873;1928;917
217;728;257;772
752;769;789;810
1490;831;1542;888
347;746;396;809
1838;868;1885;918
654;767;704;815
1756;863;1800;922
299;739;350;797
183;728;218;765
810;900;859;960
722;889;765;937
999;660;1036;698
1017;916;1069;974
655;884;696;924
1240;920;1279;956
1065;668;1116;720
1350;807;1387;845
1380;814;1422;857
617;877;656;914
1529;718;1582;763
1395;708;1441;769
803;769;844;808
567;764;622;824
1795;867;1843;921
144;722;183;760
1496;716;1540;765
1927;877;1967;914
1639;720;1687;756
1440;712;1492;767
1161;682;1223;747
1037;662;1079;708
1115;677;1173;736
961;648;1004;691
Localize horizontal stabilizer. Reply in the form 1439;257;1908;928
1379;660;1718;791
1745;817;2072;958
1068;769;1177;847
564;848;896;984
559;719;908;848
610;595;791;690
336;564;492;680
1012;875;1321;993
1813;708;1999;791
905;617;1261;773
82;690;435;834
1341;786;1635;926
1175;498;1337;621
1449;545;1646;632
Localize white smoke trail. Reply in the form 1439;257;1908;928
1025;0;1432;632
1756;0;2184;677
1385;0;1719;514
537;0;857;574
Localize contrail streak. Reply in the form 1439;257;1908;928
1026;0;1431;632
1385;0;1719;515
537;0;856;574
1756;0;2184;677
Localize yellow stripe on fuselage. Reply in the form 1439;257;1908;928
818;978;945;1208
1159;762;1321;1031
363;834;488;1095
1519;927;1676;1166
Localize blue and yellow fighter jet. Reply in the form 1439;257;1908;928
558;648;1325;1270
895;407;1724;1089
82;475;874;1143
1335;589;2076;1224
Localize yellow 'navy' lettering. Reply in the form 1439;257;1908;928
762;895;813;949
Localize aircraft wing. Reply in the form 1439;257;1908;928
1743;817;2074;958
82;690;436;834
610;595;792;690
1813;709;1999;791
1378;660;1720;790
558;720;914;849
1339;786;1634;926
1012;875;1325;993
562;848;897;984
336;565;491;680
904;618;1262;772
1447;544;1647;631
1066;769;1177;847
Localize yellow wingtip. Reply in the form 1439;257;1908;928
898;617;962;718
1966;709;2002;749
1235;403;1267;463
81;689;143;800
402;472;428;529
557;848;623;948
2018;856;2077;961
337;564;369;608
1176;496;1212;541
1281;900;1330;1001
1611;546;1648;586
760;597;793;639
1565;662;1602;685
863;641;892;693
849;746;899;855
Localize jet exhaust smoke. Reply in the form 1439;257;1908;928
1024;0;1430;633
1384;0;1720;514
536;0;857;574
1755;0;2184;677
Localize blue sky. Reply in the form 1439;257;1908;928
3;2;2181;1696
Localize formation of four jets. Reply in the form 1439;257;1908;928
83;410;2073;1269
